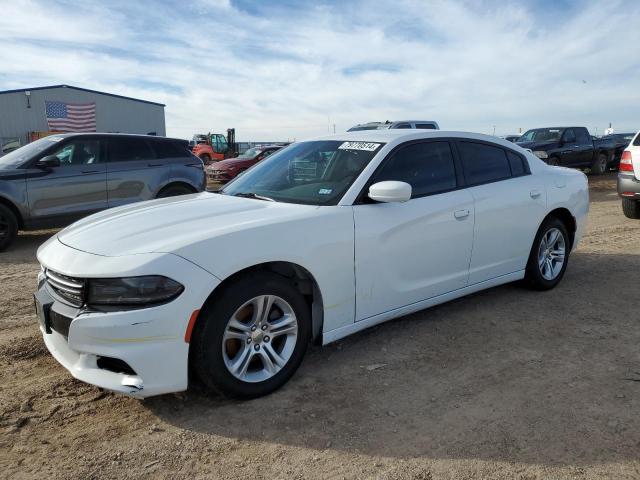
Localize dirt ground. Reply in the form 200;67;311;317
1;173;640;480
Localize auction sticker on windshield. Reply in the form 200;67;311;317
338;142;381;151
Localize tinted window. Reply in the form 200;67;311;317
373;141;457;197
152;140;188;158
575;128;590;144
415;123;437;130
459;141;511;185
562;129;576;143
108;138;155;162
394;123;412;129
507;151;526;176
51;139;101;166
634;133;640;146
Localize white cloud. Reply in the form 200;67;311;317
1;0;639;139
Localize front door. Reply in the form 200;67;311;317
353;140;475;321
26;137;107;225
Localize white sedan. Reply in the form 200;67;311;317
35;130;589;398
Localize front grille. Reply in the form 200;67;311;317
45;269;85;307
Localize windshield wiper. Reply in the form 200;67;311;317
233;192;276;202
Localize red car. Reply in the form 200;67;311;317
206;145;282;186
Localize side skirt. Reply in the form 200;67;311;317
321;270;525;345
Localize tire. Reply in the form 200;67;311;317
591;153;608;175
191;272;311;398
524;217;570;290
622;198;640;219
156;184;194;198
548;156;560;167
0;203;18;252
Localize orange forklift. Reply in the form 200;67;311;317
190;128;237;165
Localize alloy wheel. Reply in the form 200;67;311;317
222;295;298;383
537;227;566;280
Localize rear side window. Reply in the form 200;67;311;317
458;141;511;185
507;151;527;176
152;140;188;159
108;138;155;162
576;128;591;144
394;123;412;129
415;123;437;130
373;141;457;197
562;129;576;143
634;133;640;146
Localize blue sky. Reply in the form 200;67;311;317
1;0;639;140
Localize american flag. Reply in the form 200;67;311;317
45;101;96;132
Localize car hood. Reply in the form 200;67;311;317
516;140;557;150
57;192;317;257
211;158;254;170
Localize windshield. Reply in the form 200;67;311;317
238;148;262;158
517;129;562;143
221;140;384;205
0;136;63;168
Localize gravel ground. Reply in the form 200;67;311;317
1;173;640;480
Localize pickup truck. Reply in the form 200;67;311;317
516;126;615;174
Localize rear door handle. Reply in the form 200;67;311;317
148;163;162;167
454;209;470;219
81;170;99;174
530;189;542;198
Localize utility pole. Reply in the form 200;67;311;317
492;125;496;136
333;124;336;134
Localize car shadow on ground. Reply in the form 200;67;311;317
0;231;57;264
146;252;640;467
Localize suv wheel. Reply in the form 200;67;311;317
0;203;18;251
524;217;570;290
622;198;640;219
191;272;311;398
157;184;194;198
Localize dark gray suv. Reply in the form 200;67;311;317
0;133;206;250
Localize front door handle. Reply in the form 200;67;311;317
81;170;99;174
454;209;470;219
148;163;162;167
530;189;542;198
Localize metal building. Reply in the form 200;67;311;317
0;84;166;154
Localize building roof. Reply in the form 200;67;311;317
0;84;165;107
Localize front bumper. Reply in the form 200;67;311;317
36;237;221;398
617;173;640;198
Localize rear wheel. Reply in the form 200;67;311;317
0;204;18;252
157;184;194;198
524;217;570;290
622;198;640;219
591;153;608;175
191;272;311;398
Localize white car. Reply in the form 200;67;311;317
35;130;589;399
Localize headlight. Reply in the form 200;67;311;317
533;150;549;159
87;276;184;306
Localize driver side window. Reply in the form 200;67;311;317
50;139;101;166
372;141;457;198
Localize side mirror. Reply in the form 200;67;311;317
36;155;61;169
368;181;412;203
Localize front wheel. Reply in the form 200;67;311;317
524;217;570;290
157;184;194;198
191;272;311;398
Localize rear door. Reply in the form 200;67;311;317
25;136;107;224
456;140;546;284
575;127;595;166
559;129;581;166
105;137;170;207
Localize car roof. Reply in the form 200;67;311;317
309;130;522;147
